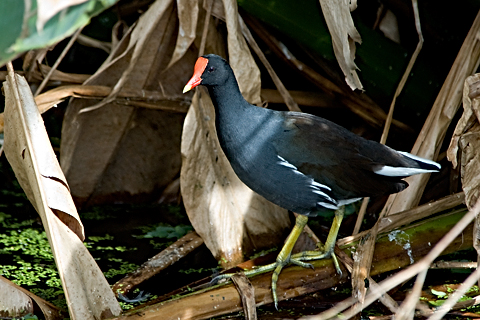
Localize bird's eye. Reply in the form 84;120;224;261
208;66;215;72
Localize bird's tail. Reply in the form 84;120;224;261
374;151;441;178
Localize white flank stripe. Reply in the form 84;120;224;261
277;155;298;170
398;151;441;170
374;166;439;177
318;202;338;210
277;155;337;204
312;189;335;202
311;180;331;191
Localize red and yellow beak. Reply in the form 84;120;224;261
183;57;209;93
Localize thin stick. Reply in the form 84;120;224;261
34;28;83;97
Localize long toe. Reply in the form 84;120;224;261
290;258;314;269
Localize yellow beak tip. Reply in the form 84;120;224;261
183;85;192;94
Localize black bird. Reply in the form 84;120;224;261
183;54;440;307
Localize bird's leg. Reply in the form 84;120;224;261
291;206;345;275
213;209;345;308
212;214;309;308
269;214;310;307
242;214;310;308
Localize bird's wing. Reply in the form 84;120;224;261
273;112;409;199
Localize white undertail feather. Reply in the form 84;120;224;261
398;151;441;169
374;151;441;177
374;166;437;177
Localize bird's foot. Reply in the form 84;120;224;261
291;249;342;276
211;261;278;284
211;251;341;309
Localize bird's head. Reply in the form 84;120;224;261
183;54;230;93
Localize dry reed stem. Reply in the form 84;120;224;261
335;249;399;314
430;261;476;269
112;232;204;297
0;66;90;83
232;273;257;320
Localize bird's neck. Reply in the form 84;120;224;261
206;74;274;156
207;75;251;119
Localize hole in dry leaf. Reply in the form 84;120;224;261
21;149;25;159
42;174;70;190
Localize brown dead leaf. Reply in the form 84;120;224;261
60;0;192;207
318;0;362;90
378;9;400;44
447;74;480;209
0;276;62;320
2;69;121;320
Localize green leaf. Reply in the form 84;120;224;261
0;0;117;67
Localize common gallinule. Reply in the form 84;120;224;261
183;54;440;307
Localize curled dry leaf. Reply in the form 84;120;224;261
0;276;62;320
319;0;362;90
3;71;121;320
3;72;84;240
447;73;480;209
61;0;192;207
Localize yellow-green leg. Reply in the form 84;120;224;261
291;206;345;275
214;207;345;309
